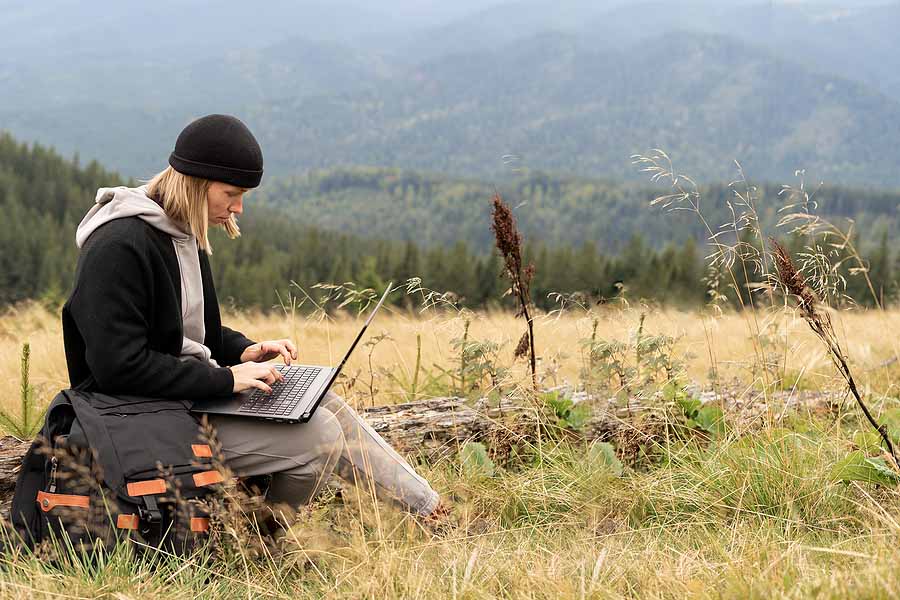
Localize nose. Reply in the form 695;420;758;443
230;196;243;215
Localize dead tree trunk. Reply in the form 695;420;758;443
0;388;840;515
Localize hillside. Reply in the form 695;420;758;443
257;165;900;254
0;132;716;310
394;1;900;101
253;31;900;184
4;25;900;186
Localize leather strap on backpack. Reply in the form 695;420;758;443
193;470;225;487
36;491;89;512
116;514;140;530
126;479;167;497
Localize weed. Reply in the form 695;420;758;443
491;192;537;390
771;239;899;470
580;315;686;413
541;390;591;433
362;331;392;406
0;343;45;439
665;382;726;439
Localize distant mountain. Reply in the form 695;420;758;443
5;30;900;185
392;1;900;101
4;0;900;187
250;31;900;185
0;6;398;112
375;0;634;63
583;1;900;102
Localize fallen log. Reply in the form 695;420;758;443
0;387;843;516
0;394;625;515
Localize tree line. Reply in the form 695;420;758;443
258;167;900;255
1;132;897;312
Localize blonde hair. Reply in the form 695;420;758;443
145;166;241;254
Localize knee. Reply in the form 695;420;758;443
306;407;344;462
321;390;347;412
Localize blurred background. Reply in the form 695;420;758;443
2;0;900;309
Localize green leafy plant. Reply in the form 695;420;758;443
438;336;509;398
586;441;624;476
666;383;725;438
0;343;45;439
830;451;900;486
459;441;496;478
580;317;686;413
542;390;590;432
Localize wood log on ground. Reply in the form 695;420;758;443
0;387;844;516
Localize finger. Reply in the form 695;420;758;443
283;339;298;360
270;365;283;382
250;380;273;394
278;344;292;365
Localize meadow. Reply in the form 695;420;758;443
3;297;900;598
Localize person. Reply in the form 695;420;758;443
62;114;445;524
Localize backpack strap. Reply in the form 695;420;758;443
64;390;126;494
140;495;163;526
125;479;165;524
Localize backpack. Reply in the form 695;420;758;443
9;387;225;555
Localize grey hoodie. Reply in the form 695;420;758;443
76;185;220;368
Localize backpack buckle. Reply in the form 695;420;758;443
139;495;162;524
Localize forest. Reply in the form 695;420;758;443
2;132;897;312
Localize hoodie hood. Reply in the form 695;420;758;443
76;185;191;248
76;185;220;368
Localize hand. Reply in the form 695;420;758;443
240;339;298;365
230;362;285;394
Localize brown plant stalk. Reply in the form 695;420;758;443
490;192;537;390
770;239;899;469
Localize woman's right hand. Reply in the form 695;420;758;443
230;362;284;394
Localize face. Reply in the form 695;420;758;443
207;182;249;225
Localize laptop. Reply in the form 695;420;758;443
192;282;393;423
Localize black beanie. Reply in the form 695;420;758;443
168;114;264;188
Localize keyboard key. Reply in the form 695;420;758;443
240;366;322;415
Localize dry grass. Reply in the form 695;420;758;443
5;300;900;597
5;300;900;418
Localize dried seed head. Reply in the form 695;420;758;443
514;331;530;359
771;238;818;315
523;263;535;285
491;193;523;278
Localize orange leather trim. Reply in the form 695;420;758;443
117;514;140;530
126;479;167;497
36;491;89;512
192;470;224;487
192;444;213;458
190;517;210;532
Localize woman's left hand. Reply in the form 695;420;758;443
240;339;299;365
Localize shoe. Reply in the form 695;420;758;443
417;499;456;537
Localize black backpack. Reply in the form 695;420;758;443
9;387;225;555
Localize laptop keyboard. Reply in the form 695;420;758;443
239;365;322;416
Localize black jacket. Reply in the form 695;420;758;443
62;217;255;399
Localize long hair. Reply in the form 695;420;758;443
145;166;240;254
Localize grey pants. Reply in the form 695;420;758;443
207;392;440;516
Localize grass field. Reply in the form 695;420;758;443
5;299;900;411
3;300;900;598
